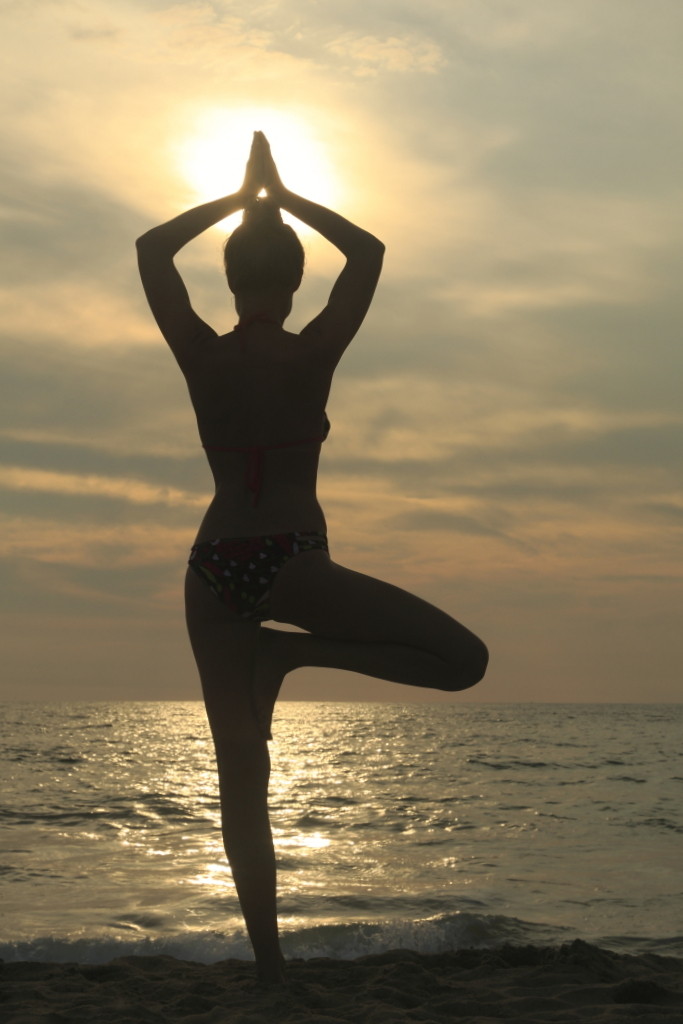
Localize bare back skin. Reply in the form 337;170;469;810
137;132;488;986
190;323;331;541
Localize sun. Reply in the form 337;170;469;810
175;107;339;234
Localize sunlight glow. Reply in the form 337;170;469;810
176;107;339;234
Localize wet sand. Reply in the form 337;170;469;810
2;941;682;1023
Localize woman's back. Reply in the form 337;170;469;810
186;323;333;538
187;325;332;447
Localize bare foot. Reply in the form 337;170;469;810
256;957;288;988
253;949;288;988
251;629;289;740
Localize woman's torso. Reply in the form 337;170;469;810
185;324;333;542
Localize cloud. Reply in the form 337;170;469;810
0;513;190;571
0;465;205;510
388;506;515;541
325;33;445;77
0;335;199;458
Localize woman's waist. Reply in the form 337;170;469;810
195;490;326;544
205;445;321;505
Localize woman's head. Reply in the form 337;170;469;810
224;199;305;296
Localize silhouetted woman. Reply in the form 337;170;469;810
136;131;488;985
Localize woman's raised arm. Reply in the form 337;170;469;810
261;133;385;359
136;135;263;366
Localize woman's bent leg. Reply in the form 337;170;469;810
184;568;284;984
269;551;488;689
250;551;488;736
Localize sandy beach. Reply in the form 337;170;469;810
2;941;682;1024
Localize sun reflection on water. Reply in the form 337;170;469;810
278;832;331;852
187;861;232;887
4;702;681;951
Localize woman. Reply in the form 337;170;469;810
136;131;488;985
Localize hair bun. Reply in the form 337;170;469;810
225;201;305;294
242;197;283;227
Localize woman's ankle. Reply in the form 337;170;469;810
256;951;287;987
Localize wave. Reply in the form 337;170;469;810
3;912;680;965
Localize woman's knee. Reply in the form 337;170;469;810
443;635;489;692
466;638;489;688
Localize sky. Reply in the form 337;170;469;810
1;0;682;704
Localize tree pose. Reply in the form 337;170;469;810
136;132;488;985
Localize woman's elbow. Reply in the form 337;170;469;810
361;234;385;270
135;229;176;266
135;228;157;251
136;226;174;253
367;233;385;257
352;230;384;258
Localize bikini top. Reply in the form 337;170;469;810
202;414;330;506
201;314;330;506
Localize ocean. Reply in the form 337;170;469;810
1;701;681;965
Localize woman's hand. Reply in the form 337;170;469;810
238;132;265;203
238;131;287;204
259;132;287;201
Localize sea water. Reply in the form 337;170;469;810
1;702;681;963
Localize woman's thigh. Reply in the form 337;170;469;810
269;551;487;670
185;567;263;745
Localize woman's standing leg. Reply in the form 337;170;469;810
184;569;284;985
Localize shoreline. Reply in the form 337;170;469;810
2;941;682;1023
